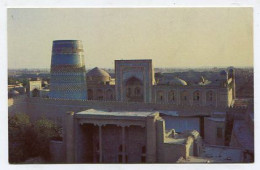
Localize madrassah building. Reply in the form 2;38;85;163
9;40;253;163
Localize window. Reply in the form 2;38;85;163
206;91;214;102
217;128;223;138
157;91;164;102
193;91;200;101
168;91;175;101
97;89;103;100
181;91;188;101
106;89;113;100
134;87;141;96
127;88;131;96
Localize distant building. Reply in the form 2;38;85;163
8;84;26;98
85;60;236;108
27;78;42;97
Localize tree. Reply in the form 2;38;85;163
20;78;29;87
8;114;31;163
31;117;62;160
9;114;62;163
8;77;17;85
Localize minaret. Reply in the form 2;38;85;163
49;40;87;100
229;68;236;99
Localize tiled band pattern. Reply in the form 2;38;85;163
49;40;87;100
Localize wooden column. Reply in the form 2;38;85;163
98;125;103;163
122;126;126;163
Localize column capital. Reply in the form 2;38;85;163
96;123;106;127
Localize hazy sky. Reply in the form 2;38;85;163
8;8;253;69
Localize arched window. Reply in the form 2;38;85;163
127;88;131;97
168;90;175;102
96;89;103;100
193;91;200;101
181;91;188;101
157;90;164;102
134;87;141;96
206;90;215;102
106;89;113;100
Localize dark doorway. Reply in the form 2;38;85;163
32;88;40;97
125;77;143;102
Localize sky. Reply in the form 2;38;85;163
8;8;253;69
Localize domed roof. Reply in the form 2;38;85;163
228;68;234;73
220;70;227;76
86;67;110;77
10;90;19;95
168;77;187;86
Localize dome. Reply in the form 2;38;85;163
10;90;19;95
86;67;110;78
168;77;187;86
228;68;235;74
220;70;227;76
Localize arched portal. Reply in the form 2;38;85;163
125;77;143;102
193;90;200;101
168;90;175;102
96;89;103;100
106;89;113;100
206;90;216;105
156;90;165;103
32;88;40;97
180;90;189;105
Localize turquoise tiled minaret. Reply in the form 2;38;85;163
49;40;87;100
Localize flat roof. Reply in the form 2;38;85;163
200;146;243;163
76;109;156;118
164;138;186;144
178;146;243;163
